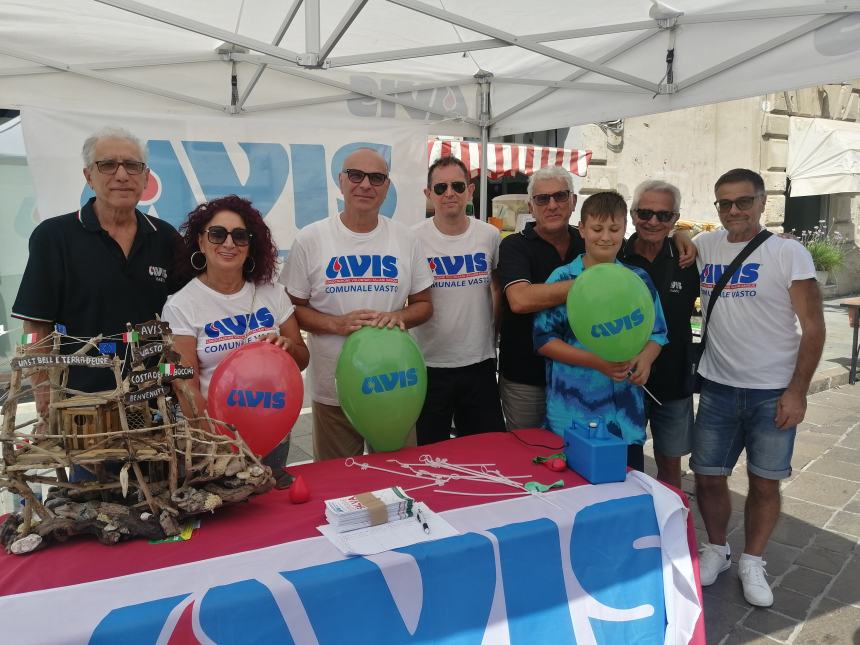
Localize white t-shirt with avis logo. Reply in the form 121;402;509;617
694;229;815;389
161;279;294;398
284;214;433;405
410;217;500;367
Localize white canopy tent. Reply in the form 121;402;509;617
2;0;860;216
787;117;860;197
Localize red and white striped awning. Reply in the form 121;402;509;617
428;138;591;179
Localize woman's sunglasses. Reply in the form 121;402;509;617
204;225;252;246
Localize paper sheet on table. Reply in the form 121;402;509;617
318;502;459;556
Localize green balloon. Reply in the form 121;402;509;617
335;326;427;452
566;263;656;362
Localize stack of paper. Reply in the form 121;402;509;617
324;486;414;533
319;502;460;556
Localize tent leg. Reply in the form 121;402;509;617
479;125;489;222
476;71;493;222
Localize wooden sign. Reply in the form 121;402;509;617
133;320;172;339
128;365;194;387
11;354;113;370
123;384;170;405
136;342;164;360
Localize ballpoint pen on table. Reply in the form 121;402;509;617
416;510;430;534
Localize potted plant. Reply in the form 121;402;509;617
798;222;846;284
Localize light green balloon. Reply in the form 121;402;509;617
566;263;656;362
335;326;427;452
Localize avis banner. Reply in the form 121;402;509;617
21;106;430;255
1;474;702;644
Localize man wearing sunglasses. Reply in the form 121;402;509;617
12;127;183;430
410;156;506;445
621;180;700;489
285;148;433;460
692;168;824;608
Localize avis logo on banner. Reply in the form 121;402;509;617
80;141;399;234
90;495;675;644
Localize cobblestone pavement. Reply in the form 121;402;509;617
642;385;860;644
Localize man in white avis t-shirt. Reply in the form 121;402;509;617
411;156;506;445
284;148;433;460
692;168;824;609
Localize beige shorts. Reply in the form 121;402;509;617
312;401;416;461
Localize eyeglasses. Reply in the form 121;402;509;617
94;159;147;175
714;196;759;213
343;168;388;186
531;190;571;206
635;209;676;223
204;226;252;246
431;181;467;195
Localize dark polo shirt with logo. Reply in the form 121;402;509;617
498;222;585;387
622;234;699;401
12;197;184;392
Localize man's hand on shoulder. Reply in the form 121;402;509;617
672;229;697;268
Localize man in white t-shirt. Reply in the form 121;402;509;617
692;168;824;608
284;148;433;460
411;156;506;444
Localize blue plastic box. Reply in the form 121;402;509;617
564;419;627;484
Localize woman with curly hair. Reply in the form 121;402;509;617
162;195;309;482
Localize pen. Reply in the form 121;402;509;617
416;510;430;534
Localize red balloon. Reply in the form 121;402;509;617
207;342;304;457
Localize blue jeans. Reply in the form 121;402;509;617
646;395;694;458
691;379;796;480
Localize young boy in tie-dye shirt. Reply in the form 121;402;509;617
533;191;667;471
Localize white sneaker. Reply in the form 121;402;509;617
738;557;773;607
699;542;731;586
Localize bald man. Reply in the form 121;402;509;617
284;148;433;460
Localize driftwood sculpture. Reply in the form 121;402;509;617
0;320;274;555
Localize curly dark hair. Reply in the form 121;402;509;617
177;195;278;285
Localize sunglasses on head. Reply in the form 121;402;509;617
531;190;571;206
431;181;467;195
714;196;758;213
343;168;388;186
205;225;252;246
635;209;676;223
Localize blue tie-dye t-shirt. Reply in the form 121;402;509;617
533;255;668;444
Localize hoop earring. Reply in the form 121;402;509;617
244;257;256;274
190;251;207;271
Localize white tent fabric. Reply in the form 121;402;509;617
787;117;860;197
2;0;860;138
428;138;591;179
0;117;25;159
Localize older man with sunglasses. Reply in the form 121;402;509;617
284;148;433;460
12;127;183;428
410;156;506;445
691;168;824;608
621;180;700;488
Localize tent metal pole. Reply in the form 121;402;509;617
476;72;493;222
304;0;320;65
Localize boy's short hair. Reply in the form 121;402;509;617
580;191;627;223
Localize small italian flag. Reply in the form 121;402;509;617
159;363;176;376
20;333;38;344
122;331;140;343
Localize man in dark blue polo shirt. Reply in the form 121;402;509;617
498;166;581;429
621;180;699;488
12;127;183;423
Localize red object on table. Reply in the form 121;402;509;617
288;474;310;504
0;427;705;645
